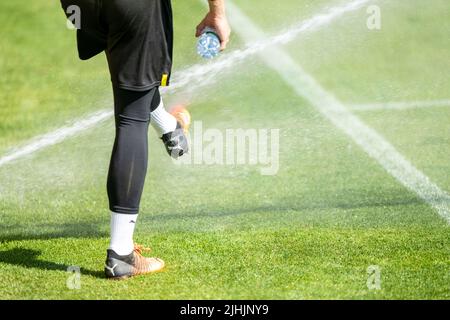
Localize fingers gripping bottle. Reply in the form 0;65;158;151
197;27;221;59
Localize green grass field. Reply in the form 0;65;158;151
0;0;449;299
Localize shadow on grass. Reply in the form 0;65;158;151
0;221;107;279
0;220;108;242
0;248;105;279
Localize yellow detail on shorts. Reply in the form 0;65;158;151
161;74;168;87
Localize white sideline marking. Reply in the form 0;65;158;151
0;0;373;168
348;99;450;111
0;110;113;167
227;0;450;223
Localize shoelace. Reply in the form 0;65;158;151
132;244;155;274
133;243;152;256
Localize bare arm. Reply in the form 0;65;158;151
196;0;231;51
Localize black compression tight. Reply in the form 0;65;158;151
107;86;160;214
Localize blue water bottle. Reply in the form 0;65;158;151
197;27;221;59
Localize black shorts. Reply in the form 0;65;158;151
61;0;173;91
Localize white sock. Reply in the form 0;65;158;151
151;98;177;137
109;211;138;256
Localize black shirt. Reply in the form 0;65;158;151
61;0;173;91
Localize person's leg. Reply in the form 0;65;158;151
104;86;166;278
149;95;190;158
107;86;159;255
150;96;177;137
